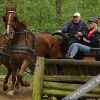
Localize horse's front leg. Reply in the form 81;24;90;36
16;59;30;87
3;67;12;91
7;63;17;95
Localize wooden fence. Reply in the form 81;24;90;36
32;57;100;100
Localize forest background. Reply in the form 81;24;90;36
0;0;100;33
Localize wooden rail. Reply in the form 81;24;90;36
46;59;100;67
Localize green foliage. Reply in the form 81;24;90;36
0;65;7;75
0;0;100;32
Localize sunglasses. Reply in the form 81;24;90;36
73;16;79;18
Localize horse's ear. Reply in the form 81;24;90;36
3;16;6;22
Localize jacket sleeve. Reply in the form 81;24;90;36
61;22;71;33
90;32;100;47
81;22;88;36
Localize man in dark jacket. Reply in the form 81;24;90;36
61;12;88;44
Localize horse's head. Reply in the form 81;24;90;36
3;5;18;37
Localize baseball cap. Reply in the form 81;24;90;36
88;17;96;23
73;12;81;17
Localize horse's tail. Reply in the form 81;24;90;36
52;32;70;56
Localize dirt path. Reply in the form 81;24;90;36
0;75;32;100
0;75;48;100
0;86;32;100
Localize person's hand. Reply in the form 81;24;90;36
83;37;90;43
76;32;82;37
75;32;82;40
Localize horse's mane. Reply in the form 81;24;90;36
36;32;52;35
18;21;27;29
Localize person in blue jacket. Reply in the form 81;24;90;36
66;17;100;59
61;12;88;44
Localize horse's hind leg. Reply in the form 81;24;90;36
16;59;30;87
3;67;12;91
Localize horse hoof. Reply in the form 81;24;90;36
21;80;30;87
15;84;20;89
3;85;8;91
7;90;15;96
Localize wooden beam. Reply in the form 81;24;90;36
43;82;100;94
43;89;100;98
44;76;93;83
32;57;45;100
46;59;100;67
48;96;58;100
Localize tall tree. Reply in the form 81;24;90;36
55;0;62;28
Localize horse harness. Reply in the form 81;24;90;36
5;30;36;57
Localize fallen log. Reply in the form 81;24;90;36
46;59;100;67
43;89;100;98
44;75;93;83
43;82;100;94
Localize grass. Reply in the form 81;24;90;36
0;65;7;75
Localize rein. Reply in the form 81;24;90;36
0;34;9;47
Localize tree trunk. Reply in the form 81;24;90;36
55;0;62;27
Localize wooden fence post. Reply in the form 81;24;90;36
32;56;45;100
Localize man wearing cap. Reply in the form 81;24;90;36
66;17;100;59
61;12;88;44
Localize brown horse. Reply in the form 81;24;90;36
3;6;69;94
3;6;36;93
